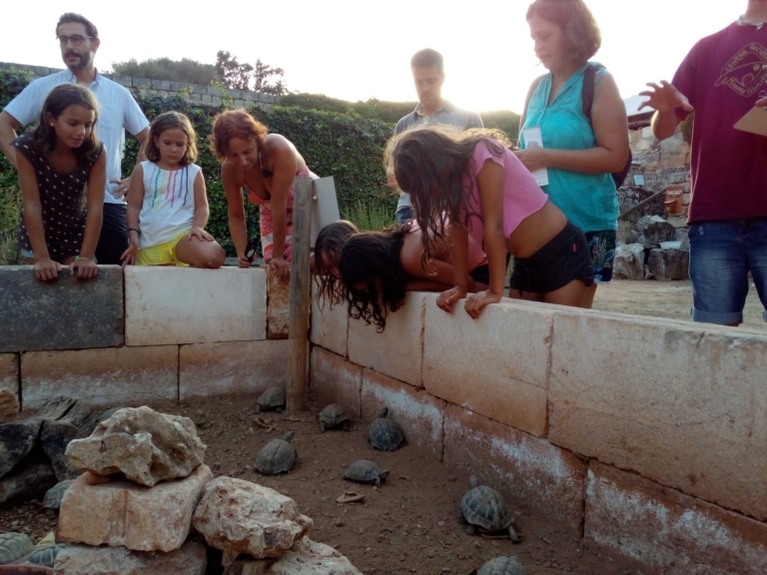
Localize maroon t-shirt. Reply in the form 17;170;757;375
673;22;767;223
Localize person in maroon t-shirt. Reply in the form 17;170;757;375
640;0;767;326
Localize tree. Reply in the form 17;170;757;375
253;59;287;96
215;51;253;91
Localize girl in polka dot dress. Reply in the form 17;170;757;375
13;84;105;281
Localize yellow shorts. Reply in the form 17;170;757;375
136;231;190;266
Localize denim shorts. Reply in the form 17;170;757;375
688;219;767;325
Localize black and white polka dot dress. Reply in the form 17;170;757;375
13;133;101;261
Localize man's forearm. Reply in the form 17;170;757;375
651;109;681;141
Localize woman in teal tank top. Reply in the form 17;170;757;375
517;0;629;308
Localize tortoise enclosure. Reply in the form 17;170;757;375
0;394;648;575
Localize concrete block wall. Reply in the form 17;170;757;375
309;293;767;574
0;266;285;410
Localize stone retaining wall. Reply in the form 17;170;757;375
1;265;765;573
310;293;767;575
0;61;277;110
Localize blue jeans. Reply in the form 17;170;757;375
688;219;767;325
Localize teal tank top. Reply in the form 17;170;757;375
521;62;618;233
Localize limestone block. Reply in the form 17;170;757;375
21;346;178;410
267;272;290;339
0;388;19;423
125;267;266;346
310;296;348;357
310;348;362;419
58;465;212;552
549;311;767;521
179;340;290;400
612;243;645;280
53;539;207;575
645;248;689;280
423;296;553;437
0;266;123;353
586;462;767;575
65;406;206;486
227;537;363;574
443;403;587;530
348;292;424;387
0;354;17;399
192;477;313;558
360;369;443;458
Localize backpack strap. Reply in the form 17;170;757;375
581;63;605;127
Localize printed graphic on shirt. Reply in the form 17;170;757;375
715;42;767;97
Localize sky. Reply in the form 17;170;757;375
0;1;746;114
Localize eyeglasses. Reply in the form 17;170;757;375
57;35;92;47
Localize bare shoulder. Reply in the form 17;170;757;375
265;133;297;154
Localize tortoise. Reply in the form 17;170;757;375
0;532;34;565
459;476;520;542
367;407;405;451
255;431;296;475
343;459;389;487
318;404;350;432
25;545;66;569
253;387;286;413
477;556;527;575
43;480;76;510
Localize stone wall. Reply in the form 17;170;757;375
2;264;765;573
310;294;767;575
0;61;277;110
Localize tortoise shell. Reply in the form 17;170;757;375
368;407;405;451
460;476;514;535
477;556;527;575
254;387;286;413
0;533;34;565
255;431;296;475
318;404;350;432
26;545;66;568
343;460;389;486
43;480;76;510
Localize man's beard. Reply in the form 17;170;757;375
64;51;91;71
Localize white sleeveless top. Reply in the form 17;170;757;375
139;161;201;248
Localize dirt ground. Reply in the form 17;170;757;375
2;278;764;574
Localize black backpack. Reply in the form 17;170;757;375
581;64;632;188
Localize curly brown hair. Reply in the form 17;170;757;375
526;0;601;64
209;109;268;162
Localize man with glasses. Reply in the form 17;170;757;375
0;12;149;265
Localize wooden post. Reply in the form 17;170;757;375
286;176;313;412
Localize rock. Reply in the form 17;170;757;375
36;397;76;421
636;215;677;248
0;388;19;423
645;248;690;281
225;537;363;575
59;464;212;552
613;244;645;280
192;477;313;559
52;540;207;575
41;402;98;482
0;458;56;504
0;418;43;480
64;406;206;486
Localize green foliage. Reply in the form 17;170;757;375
0;185;22;265
215;52;288;95
111;58;217;85
480;110;521;144
279;92;415;124
342;200;395;232
0;67;34;108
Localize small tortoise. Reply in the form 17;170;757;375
368;407;405;451
0;532;34;565
26;544;66;568
254;387;285;413
318;404;350;432
460;476;520;542
477;556;527;575
255;431;296;475
43;480;76;510
343;460;389;487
